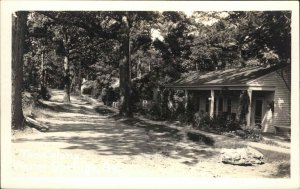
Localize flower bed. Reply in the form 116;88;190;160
193;113;263;142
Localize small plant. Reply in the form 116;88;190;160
245;129;262;142
194;114;211;130
193;112;201;127
225;119;241;131
236;128;262;142
235;129;246;138
261;139;278;146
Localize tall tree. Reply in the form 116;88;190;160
34;12;97;103
26;12;54;95
226;11;291;65
153;12;193;82
35;11;159;116
119;11;159;116
12;11;28;129
118;13;132;116
96;11;158;116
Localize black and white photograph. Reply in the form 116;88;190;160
1;1;299;189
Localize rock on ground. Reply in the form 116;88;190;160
220;147;264;165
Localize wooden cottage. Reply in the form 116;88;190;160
165;64;291;134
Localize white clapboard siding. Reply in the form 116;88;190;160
248;66;291;130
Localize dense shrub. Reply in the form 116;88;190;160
133;88;197;123
82;86;93;95
175;100;186;122
39;86;51;100
92;81;102;99
138;101;161;120
226;119;241;131
235;129;262;142
193;114;241;133
101;86;119;106
148;102;161;120
81;81;94;95
185;96;194;123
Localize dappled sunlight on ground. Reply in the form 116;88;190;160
12;89;290;178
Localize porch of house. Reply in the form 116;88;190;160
185;88;275;132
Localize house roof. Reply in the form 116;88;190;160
166;64;289;88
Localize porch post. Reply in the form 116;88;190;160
246;89;252;128
184;90;188;109
210;90;215;117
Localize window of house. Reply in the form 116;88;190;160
218;98;223;112
227;99;231;113
205;98;210;113
214;100;216;113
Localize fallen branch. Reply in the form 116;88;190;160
24;116;49;132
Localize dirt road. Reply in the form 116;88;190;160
11;90;289;178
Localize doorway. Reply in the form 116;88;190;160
255;99;263;125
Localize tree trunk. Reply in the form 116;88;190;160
238;45;245;67
85;70;89;81
149;53;152;72
78;61;82;95
119;14;132;117
40;52;45;87
40;51;48;99
137;57;142;78
129;38;132;81
12;11;27;130
44;69;47;86
42;53;47;87
63;56;71;103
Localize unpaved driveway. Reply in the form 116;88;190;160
12;90;289;178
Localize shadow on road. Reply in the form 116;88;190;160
14;91;218;165
12;89;291;178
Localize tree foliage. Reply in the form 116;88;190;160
20;11;291;118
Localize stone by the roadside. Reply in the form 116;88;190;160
220;147;264;166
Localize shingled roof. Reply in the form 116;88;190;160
165;64;288;87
